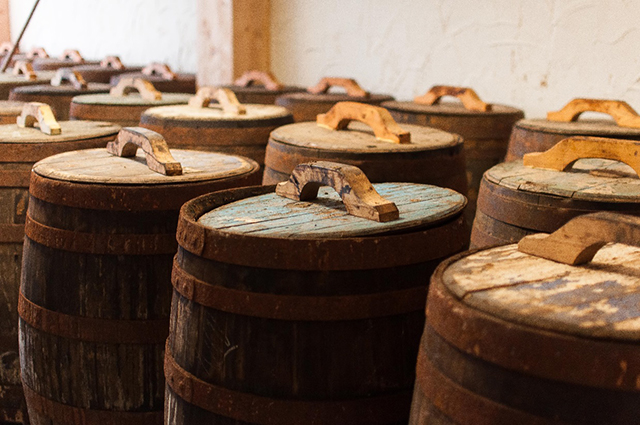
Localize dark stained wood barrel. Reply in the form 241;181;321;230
412;212;640;424
31;49;99;72
220;70;305;104
72;56;143;84
471;136;640;248
275;77;394;122
165;161;469;424
19;127;261;425
506;98;640;160
111;63;196;94
0;101;24;124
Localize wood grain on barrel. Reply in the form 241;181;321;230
275;92;395;122
0;71;55;99
9;83;111;120
111;72;196;94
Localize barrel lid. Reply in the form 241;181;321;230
515;118;640;137
281;92;394;104
113;72;195;82
382;100;523;117
71;92;192;106
485;159;640;202
222;84;305;95
0;71;53;84
143;103;292;123
11;83;111;95
270;121;460;153
197;182;465;238
442;243;640;340
0;121;120;144
0;100;25;116
33;148;257;185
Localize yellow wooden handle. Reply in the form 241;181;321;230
307;77;369;97
59;49;84;63
547;98;640;128
317;101;411;144
11;60;37;81
276;161;399;222
110;78;162;101
233;70;283;91
106;127;182;176
100;55;125;70
25;47;48;59
142;63;177;80
50;68;88;90
188;87;246;114
413;85;491;112
16;102;61;135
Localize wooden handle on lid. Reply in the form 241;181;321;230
0;42;16;55
317;102;411;144
16;102;61;135
414;85;492;112
99;55;125;70
106;127;182;176
547;99;640;128
51;68;88;90
523;136;640;177
188;87;246;114
233;70;283;91
307;77;369;98
110;77;162;101
519;212;640;265
11;60;37;81
142;63;177;80
26;47;48;59
59;49;84;63
276;161;399;222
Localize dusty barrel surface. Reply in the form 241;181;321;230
412;212;640;425
0;63;56;99
220;70;305;104
19;128;261;425
72;56;142;84
165;161;468;425
111;63;196;94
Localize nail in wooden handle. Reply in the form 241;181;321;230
11;60;37;81
106;127;182;176
110;77;162;101
317;101;411;144
234;70;284;91
414;85;492;112
100;55;125;70
142;63;177;80
276;161;399;222
519;212;640;265
59;49;84;63
16;102;61;135
523;136;640;177
188;87;246;114
50;68;88;90
547;98;640;128
0;42;15;55
26;47;48;59
307;77;370;98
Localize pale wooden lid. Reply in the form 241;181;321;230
443;243;640;340
142;103;292;122
382;100;523;117
10;83;111;95
198;182;465;238
270;121;461;153
0;121;120;144
33;148;256;185
71;92;192;106
0;100;25;116
0;70;54;84
515;118;640;137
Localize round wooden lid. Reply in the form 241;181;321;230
280;92;394;104
33;148;257;185
71;92;192;106
198;182;466;238
515;118;640;137
0;121;120;144
442;243;640;340
142;104;292;124
0;71;53;85
10;83;111;96
486;159;640;202
221;84;305;95
0;100;24;116
382;100;523;117
270;121;461;153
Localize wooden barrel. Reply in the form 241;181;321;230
111;63;196;94
506;98;640;160
140;87;293;168
413;212;640;424
382;86;524;226
0;103;121;424
31;49;98;71
0;61;56;99
471;136;640;248
19;127;261;425
165;161;468;424
70;78;191;126
0;101;24;124
263;101;468;196
72;56;143;84
220;70;305;104
275;77;394;122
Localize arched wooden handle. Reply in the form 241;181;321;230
142;63;177;80
413;85;492;112
188;87;246;114
276;161;399;222
0;42;16;55
523;136;640;177
519;212;640;265
106;127;182;176
547;99;640;128
110;78;162;101
50;68;88;90
16;102;61;135
59;49;84;63
233;70;283;91
307;77;370;98
26;47;48;59
100;55;125;70
11;60;37;81
317;102;411;144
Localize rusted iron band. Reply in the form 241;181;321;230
24;214;178;255
0;170;30;187
172;261;427;321
18;292;169;344
164;350;412;425
22;382;163;425
0;224;24;243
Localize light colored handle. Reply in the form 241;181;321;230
50;68;88;90
110;77;162;101
99;55;125;70
11;60;37;81
547;98;640;128
307;77;370;97
317;101;411;144
233;70;283;91
188;87;246;114
26;47;48;59
523;136;640;177
518;212;640;265
142;63;177;80
16;102;61;135
106;127;182;176
0;42;16;55
276;161;399;222
413;85;492;112
59;49;84;63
